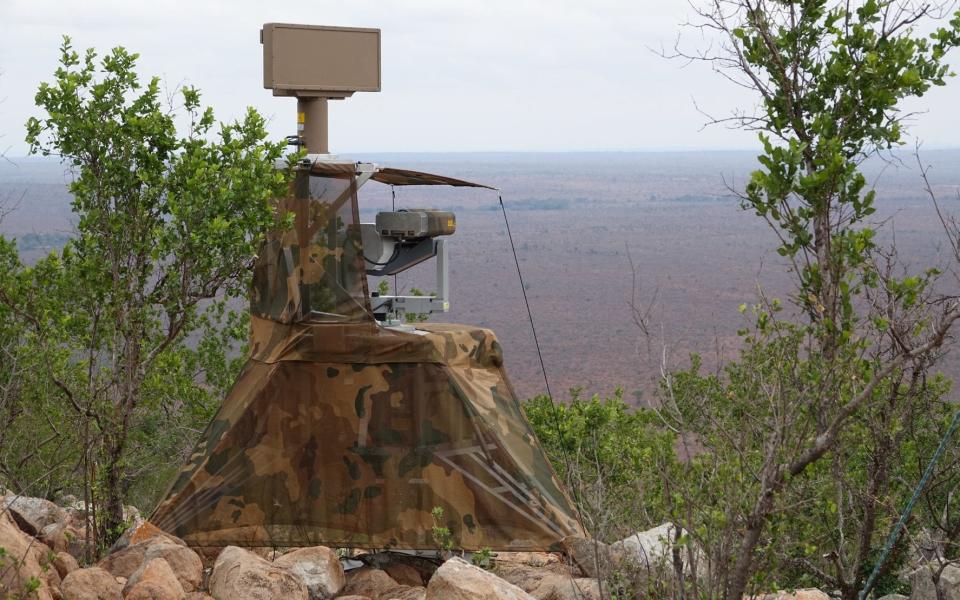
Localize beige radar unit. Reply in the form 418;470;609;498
261;23;381;153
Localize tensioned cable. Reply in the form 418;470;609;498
498;195;587;533
859;407;960;600
391;186;398;296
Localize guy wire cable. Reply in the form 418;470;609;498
391;186;398;296
498;194;587;534
859;407;960;600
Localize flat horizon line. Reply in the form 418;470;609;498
6;146;960;160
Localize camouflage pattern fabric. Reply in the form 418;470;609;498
150;170;585;550
250;172;371;324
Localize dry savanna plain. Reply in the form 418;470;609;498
2;150;959;402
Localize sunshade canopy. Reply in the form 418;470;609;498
307;160;498;189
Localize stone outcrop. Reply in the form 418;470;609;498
60;566;123;600
0;510;58;600
909;564;960;600
54;551;80;579
1;495;68;535
426;557;536;600
139;543;203;592
493;558;598;600
612;522;704;576
208;545;308;600
273;546;345;599
359;552;438;586
560;536;623;580
753;590;831;600
1;493;616;600
124;557;186;600
341;566;401;599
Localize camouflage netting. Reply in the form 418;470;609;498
150;166;584;550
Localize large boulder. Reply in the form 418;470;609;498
140;543;203;592
0;510;57;600
273;546;345;599
533;577;601;600
208;545;307;600
359;552;438;586
493;560;598;600
98;533;190;580
1;495;69;535
61;566;123;600
426;557;536;600
612;522;705;577
383;562;423;587
40;521;73;553
124;557;186;600
108;520;183;555
494;552;561;569
909;564;960;600
341;567;401;599
560;536;623;580
53;551;80;579
753;590;830;600
385;587;426;600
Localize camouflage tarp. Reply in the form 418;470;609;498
150;168;584;550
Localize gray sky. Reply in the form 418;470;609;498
2;0;959;156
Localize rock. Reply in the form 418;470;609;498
426;557;536;600
61;566;123;600
1;495;68;534
571;578;601;600
98;533;189;580
612;522;704;576
383;562;424;587
195;546;223;569
335;597;373;600
359;552;438;586
185;594;215;600
909;564;960;600
124;505;142;522
341;567;401;599
754;590;830;600
108;519;181;554
877;595;908;600
0;510;57;600
41;522;70;553
248;546;283;560
560;536;623;580
273;546;345;599
384;587;426;600
492;560;596;600
493;552;561;568
98;541;156;580
124;557;186;600
64;524;89;561
208;545;307;600
531;577;601;600
54;550;80;579
140;543;203;592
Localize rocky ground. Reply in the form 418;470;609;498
0;492;954;599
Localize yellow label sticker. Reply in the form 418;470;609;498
447;219;455;228
297;112;305;124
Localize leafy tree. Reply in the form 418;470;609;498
657;1;960;598
524;389;678;542
0;37;292;550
